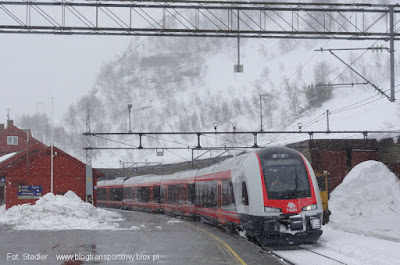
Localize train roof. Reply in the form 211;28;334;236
124;175;162;185
98;177;125;187
160;169;198;184
254;146;303;158
97;147;303;188
196;151;249;176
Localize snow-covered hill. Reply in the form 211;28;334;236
77;35;400;168
16;2;400;168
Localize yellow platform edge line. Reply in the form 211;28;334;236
186;223;247;265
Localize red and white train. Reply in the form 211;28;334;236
97;146;323;245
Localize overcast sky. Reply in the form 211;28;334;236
0;34;131;125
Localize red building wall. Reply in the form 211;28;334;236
289;139;380;193
0;120;45;157
5;147;99;209
320;150;348;192
352;150;379;167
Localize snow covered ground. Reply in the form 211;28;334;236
0;191;122;230
1;162;399;264
276;161;400;265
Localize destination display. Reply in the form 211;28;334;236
18;186;43;199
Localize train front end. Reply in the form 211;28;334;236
241;147;323;245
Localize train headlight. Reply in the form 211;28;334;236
264;207;282;213
302;204;317;211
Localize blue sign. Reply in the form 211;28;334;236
18;185;43;199
0;177;5;183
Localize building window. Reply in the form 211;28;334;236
7;136;18;145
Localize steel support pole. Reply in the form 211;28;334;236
85;106;93;204
326;109;330;132
259;94;263;132
390;6;396;102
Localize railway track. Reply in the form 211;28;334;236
263;245;347;265
218;225;346;265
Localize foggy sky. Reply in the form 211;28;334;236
0;34;131;125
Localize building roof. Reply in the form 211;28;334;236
0;147;45;176
0;152;18;164
0;145;103;178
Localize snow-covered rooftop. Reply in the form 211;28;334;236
0;152;18;164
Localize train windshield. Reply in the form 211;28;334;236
262;155;311;200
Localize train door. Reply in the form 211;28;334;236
165;185;169;213
106;189;110;202
150;186;154;211
217;180;224;224
183;184;188;215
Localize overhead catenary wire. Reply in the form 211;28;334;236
259;86;400;145
145;134;197;148
87;2;399;164
265;8;400;129
94;135;138;148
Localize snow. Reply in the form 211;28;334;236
98;177;126;186
329;161;400;240
275;161;400;265
167;218;183;224
0;191;123;230
276;227;400;265
0;152;17;163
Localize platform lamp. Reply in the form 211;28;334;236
128;104;133;133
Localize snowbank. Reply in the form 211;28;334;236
329;161;400;240
0;191;123;230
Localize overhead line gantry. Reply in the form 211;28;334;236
1;1;399;101
0;1;400;39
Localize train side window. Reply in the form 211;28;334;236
160;186;165;204
136;187;150;202
222;181;228;204
153;186;160;203
178;185;184;205
168;185;183;204
143;187;150;202
222;180;236;211
210;182;217;209
98;189;106;201
110;188;123;201
195;182;204;207
242;182;249;205
187;184;195;205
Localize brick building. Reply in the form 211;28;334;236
0;121;101;208
288;138;400;193
0;120;46;157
